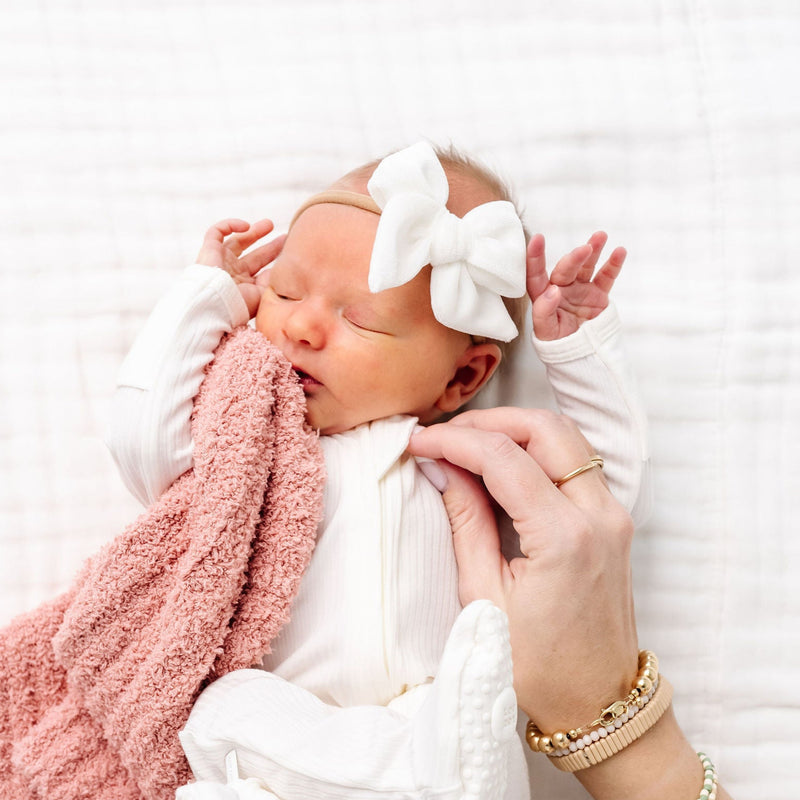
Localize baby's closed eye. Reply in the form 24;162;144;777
264;282;300;302
343;306;394;336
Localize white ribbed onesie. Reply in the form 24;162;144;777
107;264;649;799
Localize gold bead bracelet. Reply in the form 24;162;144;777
526;650;660;756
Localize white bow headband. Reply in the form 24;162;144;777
290;142;527;341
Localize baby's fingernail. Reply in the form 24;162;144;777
417;459;449;493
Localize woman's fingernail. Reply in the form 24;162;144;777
417;459;449;493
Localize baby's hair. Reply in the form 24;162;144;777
335;143;531;361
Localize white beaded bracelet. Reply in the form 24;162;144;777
526;650;661;761
545;677;673;772
547;677;659;758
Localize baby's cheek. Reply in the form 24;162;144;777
254;300;276;338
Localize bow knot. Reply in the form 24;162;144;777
367;143;526;341
428;209;474;266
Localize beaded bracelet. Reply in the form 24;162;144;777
545;676;672;772
526;650;659;757
697;752;718;800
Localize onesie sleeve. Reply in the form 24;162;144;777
532;303;652;526
106;265;249;506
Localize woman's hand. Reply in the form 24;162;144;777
408;407;639;731
196;218;286;317
410;411;733;799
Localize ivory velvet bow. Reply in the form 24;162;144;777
367;142;526;341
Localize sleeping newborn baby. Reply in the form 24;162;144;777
108;142;647;799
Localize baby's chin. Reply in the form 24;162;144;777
302;403;349;436
302;402;382;437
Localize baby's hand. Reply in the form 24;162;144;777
196;218;286;318
526;231;626;341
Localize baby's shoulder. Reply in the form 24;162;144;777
320;414;419;479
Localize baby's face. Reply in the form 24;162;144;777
255;203;473;435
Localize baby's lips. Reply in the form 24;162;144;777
292;365;322;387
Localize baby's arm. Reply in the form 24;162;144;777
107;220;282;505
527;233;651;524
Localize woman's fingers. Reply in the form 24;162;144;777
433;461;508;606
410;421;562;534
411;408;641;727
411;408;614;558
446;407;597;483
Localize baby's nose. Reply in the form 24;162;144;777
284;301;326;349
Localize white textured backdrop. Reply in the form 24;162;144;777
1;2;798;798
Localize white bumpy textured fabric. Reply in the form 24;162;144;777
367;142;526;342
179;600;525;800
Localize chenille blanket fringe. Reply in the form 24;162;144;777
0;327;325;800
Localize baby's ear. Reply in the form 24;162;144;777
435;343;502;414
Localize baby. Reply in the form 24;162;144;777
107;143;648;799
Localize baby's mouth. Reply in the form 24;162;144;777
293;367;321;389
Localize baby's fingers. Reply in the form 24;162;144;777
241;234;287;278
202;218;275;255
525;234;550;301
548;242;593;286
203;218;251;244
580;231;609;277
592;246;626;294
531;285;562;341
197;219;251;266
231;218;275;255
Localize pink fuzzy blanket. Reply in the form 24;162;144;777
0;327;325;800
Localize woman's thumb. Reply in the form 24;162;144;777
430;461;506;608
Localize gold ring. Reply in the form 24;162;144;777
553;456;604;488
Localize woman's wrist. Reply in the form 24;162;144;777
521;656;732;799
575;707;696;797
575;707;731;800
526;651;662;765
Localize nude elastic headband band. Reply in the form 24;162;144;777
287;143;526;341
289;190;381;229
